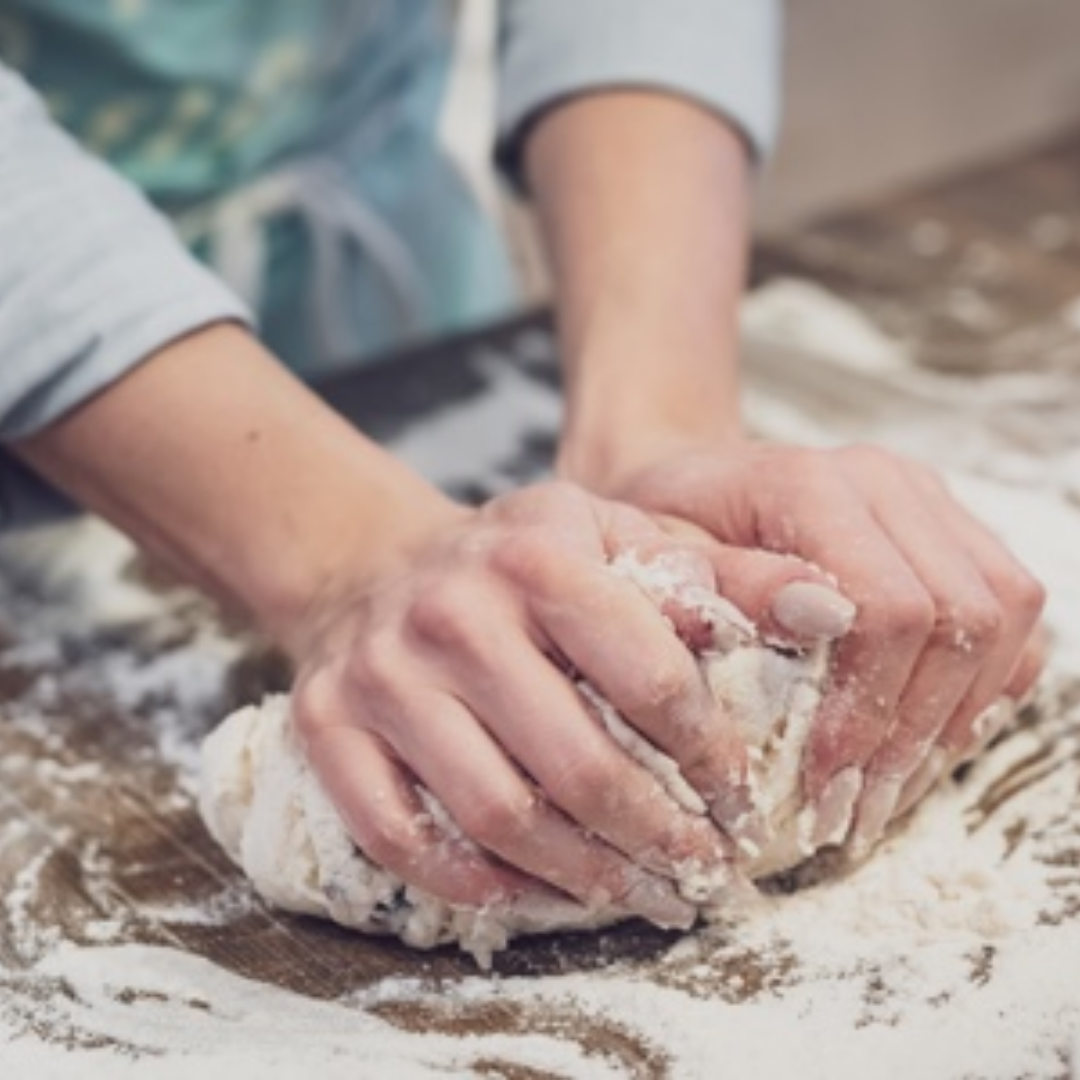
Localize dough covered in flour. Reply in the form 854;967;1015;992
199;555;836;965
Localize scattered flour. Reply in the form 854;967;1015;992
198;553;841;965
1;282;1079;1078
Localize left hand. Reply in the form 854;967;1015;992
585;439;1047;855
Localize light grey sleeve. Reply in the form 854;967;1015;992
496;0;782;183
0;64;250;444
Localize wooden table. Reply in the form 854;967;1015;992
2;130;1079;1072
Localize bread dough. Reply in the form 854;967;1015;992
199;555;833;966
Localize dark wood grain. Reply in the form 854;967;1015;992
2;128;1079;1024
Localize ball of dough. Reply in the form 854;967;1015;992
199;554;837;965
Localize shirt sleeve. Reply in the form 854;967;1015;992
496;0;783;185
0;63;251;444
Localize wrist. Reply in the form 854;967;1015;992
556;337;747;497
557;423;747;499
249;476;469;659
14;323;469;657
525;90;753;498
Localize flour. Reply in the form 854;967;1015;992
198;555;839;965
1;281;1079;1077
4;943;617;1080
6;689;1080;1079
741;277;1080;502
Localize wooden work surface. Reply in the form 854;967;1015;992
2;132;1079;1075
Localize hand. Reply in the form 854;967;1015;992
289;481;750;926
9;326;739;924
589;441;1047;855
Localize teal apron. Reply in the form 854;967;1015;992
0;0;517;376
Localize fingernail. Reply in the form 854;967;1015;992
772;582;857;640
849;777;904;861
623;875;697;929
977;699;1016;744
896;747;949;818
710;786;773;859
730;810;772;861
695;864;759;914
811;766;863;848
672;857;736;905
960;699;1017;764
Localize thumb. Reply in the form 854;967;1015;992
702;542;857;647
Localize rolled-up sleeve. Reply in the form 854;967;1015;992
496;0;782;184
0;64;250;443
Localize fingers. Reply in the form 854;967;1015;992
899;628;1040;818
402;574;734;880
517;544;753;842
844;500;1004;850
896;633;1038;817
383;686;699;925
600;501;855;647
402;541;723;861
298;705;529;910
884;480;1046;822
802;455;1046;853
921;480;1046;725
799;500;930;803
693;542;856;647
573;507;856;846
297;672;698;927
287;482;764;929
1003;625;1049;703
601;443;1046;860
468;639;730;868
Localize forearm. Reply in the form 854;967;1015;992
525;91;752;492
12;325;462;653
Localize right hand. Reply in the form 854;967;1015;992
289;481;747;927
596;441;1046;853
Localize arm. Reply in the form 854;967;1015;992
528;90;749;489
0;59;740;921
14;325;734;923
520;88;1045;854
496;0;779;484
15;324;743;926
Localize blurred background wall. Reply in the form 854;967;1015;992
760;0;1080;231
441;0;1080;297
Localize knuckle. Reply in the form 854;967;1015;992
456;788;537;850
361;814;425;871
550;747;623;815
489;530;566;593
781;446;832;489
1020;576;1048;620
997;565;1047;621
344;630;400;695
489;480;584;527
291;669;339;740
838;441;898;475
931;599;1002;655
669;727;717;780
628;658;694;715
407;581;475;648
863;589;935;642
